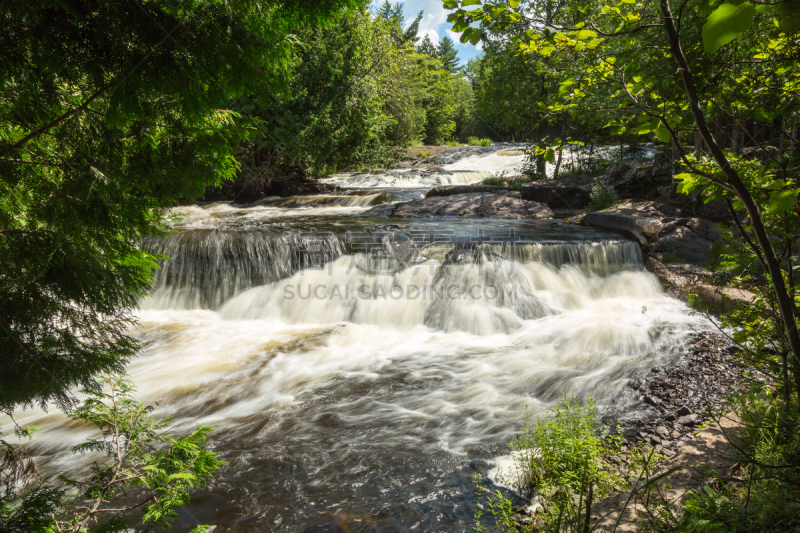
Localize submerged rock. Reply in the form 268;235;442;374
391;191;553;219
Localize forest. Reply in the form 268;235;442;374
1;0;799;531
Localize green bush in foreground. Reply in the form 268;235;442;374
1;374;221;532
476;395;632;533
468;137;493;147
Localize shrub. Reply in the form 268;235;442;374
0;374;221;533
475;395;629;533
416;150;432;158
661;250;683;264
446;141;462;146
587;178;619;212
481;177;506;186
467;136;493;147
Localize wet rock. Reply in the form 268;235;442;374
425;184;508;198
391;192;553;219
677;406;692;417
643;395;659;407
519;175;594;209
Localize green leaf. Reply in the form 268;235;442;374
655;125;671;143
460;27;481;44
767;189;800;214
452;18;469;32
774;0;800;35
509;0;521;7
558;79;574;98
702;2;756;54
462;0;482;6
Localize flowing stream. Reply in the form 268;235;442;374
6;146;706;531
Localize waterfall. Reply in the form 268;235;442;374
142;228;643;313
259;192;389;208
141;230;345;310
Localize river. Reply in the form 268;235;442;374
6;146;706;531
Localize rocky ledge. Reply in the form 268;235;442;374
391;191;553;219
617;331;749;458
579;200;726;265
425;184;509;198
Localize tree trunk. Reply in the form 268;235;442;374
694;129;703;157
660;0;800;398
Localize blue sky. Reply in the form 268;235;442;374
371;0;483;65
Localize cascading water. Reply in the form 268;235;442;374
4;146;705;532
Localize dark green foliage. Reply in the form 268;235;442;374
0;0;355;412
236;8;395;179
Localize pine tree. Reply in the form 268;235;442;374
418;35;438;57
438;36;461;74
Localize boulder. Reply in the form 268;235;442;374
583;210;664;244
519;174;594;209
425;184;508;198
653;217;724;264
604;161;671;200
652;149;673;178
391;191;553;219
581;200;725;265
